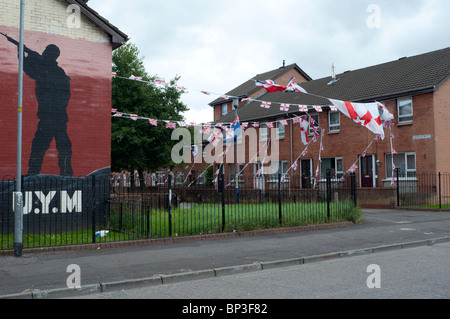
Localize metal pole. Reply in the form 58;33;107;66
233;98;239;205
14;0;26;257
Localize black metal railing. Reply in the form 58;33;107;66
396;171;450;209
1;172;359;251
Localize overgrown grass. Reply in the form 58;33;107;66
1;200;361;251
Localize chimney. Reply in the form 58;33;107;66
327;63;339;85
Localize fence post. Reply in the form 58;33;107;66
439;172;442;209
326;169;331;220
351;173;357;206
396;168;400;207
92;174;96;244
221;173;225;232
168;174;172;237
278;173;282;226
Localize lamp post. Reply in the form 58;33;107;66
14;0;26;257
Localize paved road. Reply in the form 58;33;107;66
1;208;450;299
69;242;450;300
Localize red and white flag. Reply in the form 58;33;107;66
329;99;386;139
255;80;287;93
280;104;290;112
299;118;310;145
260;101;272;109
298;105;308;112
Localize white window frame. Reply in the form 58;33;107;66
385;152;416;179
269;160;288;182
276;119;286;139
397;97;413;123
309;113;319;136
320;157;344;180
260;124;268;142
328;111;340;132
222;103;228;116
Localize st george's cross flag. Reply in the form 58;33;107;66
255;80;287;93
299;117;310;146
329;99;388;140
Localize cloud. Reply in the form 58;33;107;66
88;0;450;124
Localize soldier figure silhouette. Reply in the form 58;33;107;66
3;33;73;176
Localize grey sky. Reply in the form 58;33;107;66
88;0;450;124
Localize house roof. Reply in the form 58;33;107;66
209;63;312;107
67;0;128;49
217;47;450;123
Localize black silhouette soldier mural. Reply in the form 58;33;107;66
2;32;73;176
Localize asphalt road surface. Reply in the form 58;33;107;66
69;242;450;300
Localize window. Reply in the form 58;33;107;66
260;124;268;141
276;120;286;139
270;160;288;181
321;157;343;180
398;97;413;123
386;152;416;178
222;104;228;116
329;111;340;132
309;113;319;135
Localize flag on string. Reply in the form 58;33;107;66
309;116;320;137
348;164;358;173
293;117;301;124
129;75;143;81
266;122;274;129
329;99;386;139
241;97;254;103
111;108;117;113
299;118;310;145
166;122;176;129
201;91;210;95
286;77;308;93
313;106;323;112
280;120;288;126
148;119;158;126
155;78;165;85
130;114;139;121
329;105;338;111
208;128;223;147
291;162;298;171
280;104;290;112
299;105;308;112
252;123;260;128
260;101;271;109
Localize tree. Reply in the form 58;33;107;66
111;43;188;188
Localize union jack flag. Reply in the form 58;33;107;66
166;122;176;129
280;120;288;126
348;164;358;173
252;123;260;128
111;108;117;113
261;101;271;109
293;117;301;124
130;114;139;121
148;119;158;126
392;148;398;155
280;104;290;112
266;122;274;128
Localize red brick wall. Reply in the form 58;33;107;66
434;79;450;174
0;26;112;178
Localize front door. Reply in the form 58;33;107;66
361;155;374;187
300;159;313;189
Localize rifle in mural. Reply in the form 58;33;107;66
0;32;32;54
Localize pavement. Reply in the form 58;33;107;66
1;208;449;299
